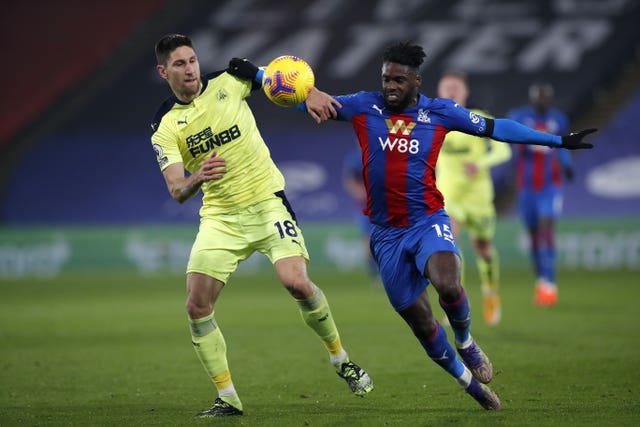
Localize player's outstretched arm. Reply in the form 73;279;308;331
304;87;343;124
490;119;596;150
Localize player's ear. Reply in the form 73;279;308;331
157;64;168;80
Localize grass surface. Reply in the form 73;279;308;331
1;267;638;426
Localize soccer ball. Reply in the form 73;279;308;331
262;55;315;107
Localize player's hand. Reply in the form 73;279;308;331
197;150;227;182
305;87;342;123
227;58;259;80
560;128;597;150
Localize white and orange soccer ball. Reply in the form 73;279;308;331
262;55;315;107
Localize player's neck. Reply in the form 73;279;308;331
176;81;202;104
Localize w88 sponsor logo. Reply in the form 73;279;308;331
381;118;420;153
378;136;420;153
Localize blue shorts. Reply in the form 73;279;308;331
370;209;460;312
518;188;563;229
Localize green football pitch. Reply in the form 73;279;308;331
1;267;638;426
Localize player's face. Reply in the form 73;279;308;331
157;45;201;102
381;62;421;111
437;76;469;107
529;84;553;112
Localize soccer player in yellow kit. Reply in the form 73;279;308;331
150;34;372;418
436;72;511;326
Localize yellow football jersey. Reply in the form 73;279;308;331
437;109;511;206
151;71;285;217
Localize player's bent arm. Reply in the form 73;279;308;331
162;151;228;204
162;163;204;204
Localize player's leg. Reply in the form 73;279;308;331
519;191;544;279
274;255;373;396
448;214;467;286
426;251;493;384
471;236;501;325
186;273;243;417
187;217;246;417
533;189;561;306
470;206;501;325
534;216;558;306
275;256;343;360
260;193;372;396
372;217;498;409
398;288;500;410
412;210;494;384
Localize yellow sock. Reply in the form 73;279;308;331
190;314;242;409
478;252;500;294
297;285;344;358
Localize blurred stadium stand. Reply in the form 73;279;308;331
1;0;640;224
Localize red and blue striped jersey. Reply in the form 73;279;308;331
334;92;489;227
507;106;571;192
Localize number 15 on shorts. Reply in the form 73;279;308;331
432;223;455;244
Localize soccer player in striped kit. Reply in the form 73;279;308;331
228;42;594;411
507;82;573;306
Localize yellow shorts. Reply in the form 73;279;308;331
187;192;309;283
446;199;496;240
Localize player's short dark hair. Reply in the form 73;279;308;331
441;70;468;84
382;41;426;71
155;33;193;65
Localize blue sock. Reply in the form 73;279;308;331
532;248;544;278
542;246;556;283
530;230;544;278
420;322;465;378
439;287;471;344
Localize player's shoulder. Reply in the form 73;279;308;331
150;95;180;134
337;90;380;104
204;69;226;79
428;96;460;111
205;69;261;92
469;106;493;119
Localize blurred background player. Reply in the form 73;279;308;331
151;34;372;418
342;145;379;283
436;71;512;326
507;82;574;307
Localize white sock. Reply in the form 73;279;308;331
456;336;474;349
456;368;473;388
330;348;348;367
218;383;237;398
